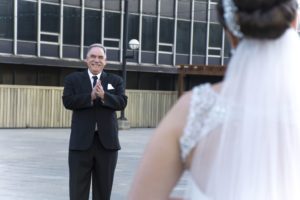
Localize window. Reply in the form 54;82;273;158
209;3;219;23
194;1;207;21
159;18;174;52
160;19;174;44
160;0;174;17
18;0;37;41
64;0;80;6
63;6;81;45
142;16;157;51
105;0;121;11
0;0;13;39
41;4;60;33
178;0;191;19
85;0;102;9
129;0;139;13
193;22;206;55
128;15;139;42
224;36;231;57
84;9;101;46
104;12;121;39
209;23;222;47
176;20;190;54
41;3;60;43
143;0;157;15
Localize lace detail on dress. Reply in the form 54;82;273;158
180;83;226;162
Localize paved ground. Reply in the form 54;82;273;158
0;128;187;200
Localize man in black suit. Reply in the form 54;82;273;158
62;43;127;200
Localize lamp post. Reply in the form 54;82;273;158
118;0;140;130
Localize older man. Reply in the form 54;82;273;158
62;43;127;200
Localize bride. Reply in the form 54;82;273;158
128;0;300;199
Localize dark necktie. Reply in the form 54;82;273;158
92;76;98;87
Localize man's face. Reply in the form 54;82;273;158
86;47;107;75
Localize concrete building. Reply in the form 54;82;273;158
0;0;229;90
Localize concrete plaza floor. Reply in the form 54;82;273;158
0;128;187;200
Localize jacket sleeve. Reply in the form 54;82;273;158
101;76;128;111
62;74;93;110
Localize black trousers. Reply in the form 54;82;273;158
69;132;118;200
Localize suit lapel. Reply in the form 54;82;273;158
82;70;93;92
100;71;108;91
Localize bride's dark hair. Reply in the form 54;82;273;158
218;0;298;39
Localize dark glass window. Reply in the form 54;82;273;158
105;0;121;11
224;35;231;57
178;0;191;19
194;1;207;21
160;18;174;44
193;22;206;55
142;16;157;51
41;34;58;42
0;0;13;39
129;0;139;13
143;0;157;15
128;15;139;42
85;0;102;9
209;23;222;47
18;0;37;41
63;6;81;45
41;4;60;33
160;0;174;17
176;20;190;54
64;0;80;6
210;3;219;23
84;9;101;46
104;12;121;39
42;0;60;3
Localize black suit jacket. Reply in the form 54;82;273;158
62;70;127;151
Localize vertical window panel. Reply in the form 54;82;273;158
160;18;174;43
143;0;157;15
224;35;231;57
41;4;60;33
84;9;101;46
142;16;157;51
85;0;102;9
105;0;121;11
193;22;206;55
129;0;140;13
0;0;13;39
18;0;37;41
63;6;81;45
209;23;222;47
176;20;190;54
194;1;207;21
128;14;139;41
104;12;121;39
210;3;219;23
160;0;174;17
64;0;80;6
178;0;191;19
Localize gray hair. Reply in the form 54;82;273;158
86;43;107;58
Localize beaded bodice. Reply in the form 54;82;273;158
180;84;226;161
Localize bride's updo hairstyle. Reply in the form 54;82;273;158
218;0;298;39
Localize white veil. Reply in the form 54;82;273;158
188;28;300;199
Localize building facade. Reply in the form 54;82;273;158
0;0;229;90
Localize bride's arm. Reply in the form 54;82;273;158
128;92;192;200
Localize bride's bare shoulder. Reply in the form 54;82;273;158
211;82;223;93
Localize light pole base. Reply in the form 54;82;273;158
118;118;130;130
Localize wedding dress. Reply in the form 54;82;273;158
179;28;300;200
